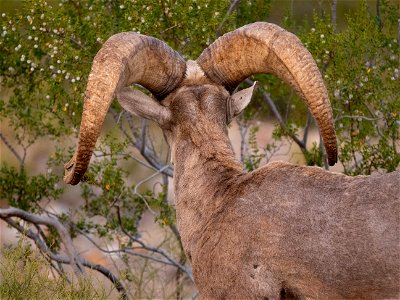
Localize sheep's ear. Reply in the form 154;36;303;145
117;87;172;127
227;81;257;123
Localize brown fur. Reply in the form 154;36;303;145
161;84;400;300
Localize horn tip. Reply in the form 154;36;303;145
63;156;82;185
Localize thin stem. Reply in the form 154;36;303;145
331;0;337;28
245;79;307;153
0;131;23;164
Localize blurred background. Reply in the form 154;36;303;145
0;0;399;299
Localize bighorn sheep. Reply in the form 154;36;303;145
64;22;400;299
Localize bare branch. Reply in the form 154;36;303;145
110;108;174;177
216;0;242;36
1;216;127;299
335;115;380;121
245;79;307;153
0;131;23;164
115;206;194;282
331;0;337;27
0;207;84;275
398;18;400;45
302;111;312;146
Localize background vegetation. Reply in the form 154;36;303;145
1;0;399;299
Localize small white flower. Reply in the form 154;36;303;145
89;6;93;11
214;12;219;16
32;26;36;30
40;68;44;71
349;94;353;99
391;77;395;81
51;74;56;78
76;76;80;81
12;27;16;31
30;67;34;71
311;28;315;32
57;60;61;64
339;123;343;128
20;55;25;61
49;65;54;69
128;16;132;21
50;54;54;58
57;70;61;74
320;34;324;38
27;59;31;64
334;89;340;98
62;69;65;74
46;95;50;99
71;78;76;83
141;17;145;23
34;44;38;48
40;14;44;19
72;112;75;116
119;4;125;9
28;35;32;40
2;13;6;17
65;103;69;107
74;56;79;60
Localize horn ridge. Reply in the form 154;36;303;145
64;32;186;185
197;22;338;166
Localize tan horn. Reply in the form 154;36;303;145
64;33;186;185
197;22;337;165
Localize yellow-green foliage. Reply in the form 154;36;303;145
0;240;110;300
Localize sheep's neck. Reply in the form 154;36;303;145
172;122;244;247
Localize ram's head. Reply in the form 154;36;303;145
64;22;337;185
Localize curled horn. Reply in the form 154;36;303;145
197;22;338;166
64;33;186;185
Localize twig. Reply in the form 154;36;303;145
331;0;337;28
335;115;380;121
398;18;400;45
302;111;312;146
216;0;242;36
110;108;174;177
115;206;194;282
245;79;307;153
70;36;85;49
0;132;23;164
